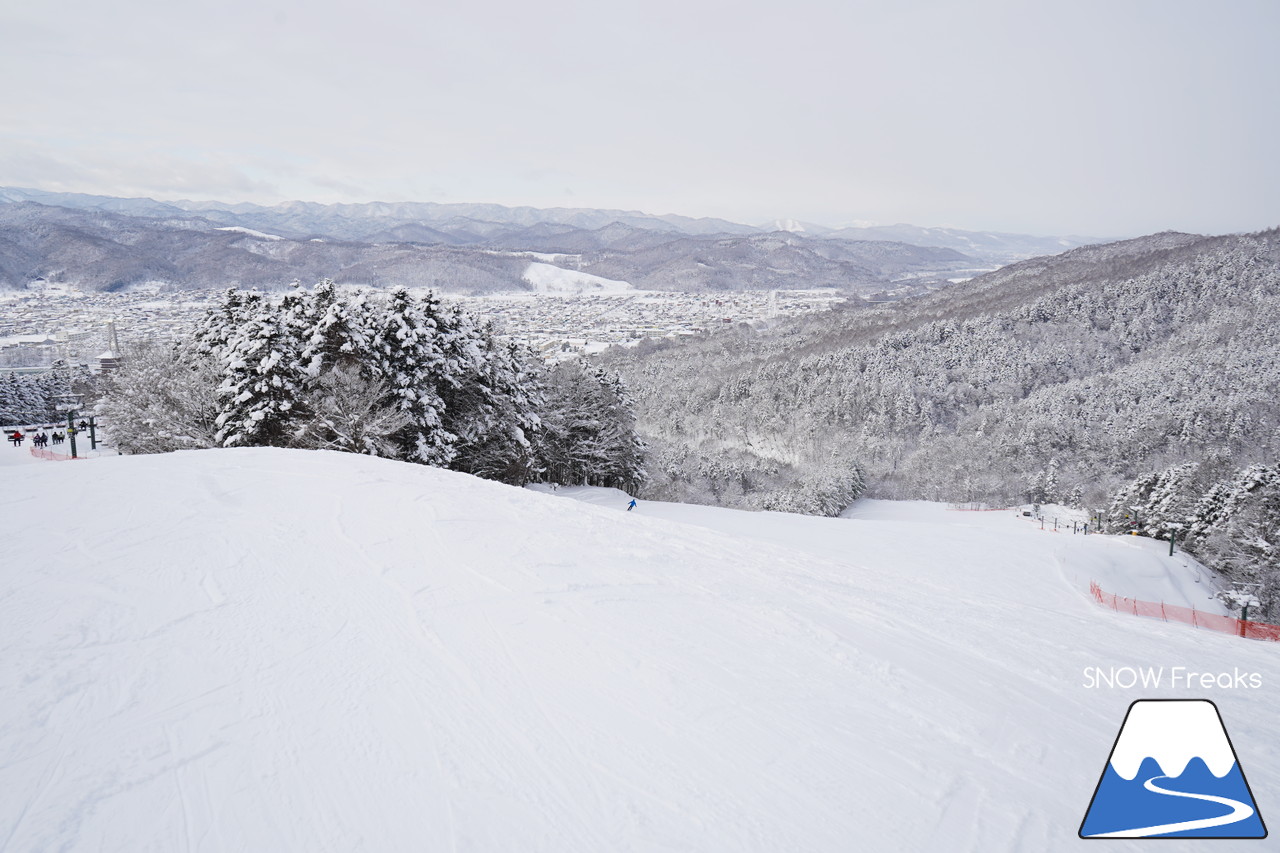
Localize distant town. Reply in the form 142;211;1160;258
460;289;845;361
0;282;846;371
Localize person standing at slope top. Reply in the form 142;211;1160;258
627;499;637;511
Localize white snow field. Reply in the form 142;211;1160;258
522;262;633;294
2;448;1276;852
215;226;284;241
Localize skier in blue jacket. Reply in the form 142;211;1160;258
627;499;637;511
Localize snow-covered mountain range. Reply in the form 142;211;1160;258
0;187;1098;293
767;216;1095;260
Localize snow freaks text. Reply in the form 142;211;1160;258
1082;666;1263;690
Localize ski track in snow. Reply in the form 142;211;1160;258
0;448;1276;851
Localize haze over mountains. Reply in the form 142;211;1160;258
0;187;1097;294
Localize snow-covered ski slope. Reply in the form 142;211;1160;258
541;486;1229;615
2;448;1275;852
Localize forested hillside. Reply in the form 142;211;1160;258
601;229;1280;514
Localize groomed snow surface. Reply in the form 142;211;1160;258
215;226;284;241
521;262;632;294
2;448;1276;851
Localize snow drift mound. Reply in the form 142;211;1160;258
2;448;1275;851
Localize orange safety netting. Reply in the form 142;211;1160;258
29;447;83;461
1089;580;1280;642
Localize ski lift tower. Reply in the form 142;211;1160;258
55;392;87;458
1165;521;1184;556
1227;582;1263;622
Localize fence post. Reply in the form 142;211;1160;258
1161;602;1166;621
1191;607;1198;628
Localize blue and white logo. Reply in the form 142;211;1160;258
1080;699;1266;839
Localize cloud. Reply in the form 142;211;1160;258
0;138;278;200
1;0;1277;234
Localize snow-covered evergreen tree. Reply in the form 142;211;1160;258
194;288;263;357
215;287;310;447
0;372;45;424
538;362;645;491
1106;463;1201;536
288;280;410;456
448;331;544;484
365;286;453;465
297;279;371;380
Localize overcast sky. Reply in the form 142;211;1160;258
1;0;1276;236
